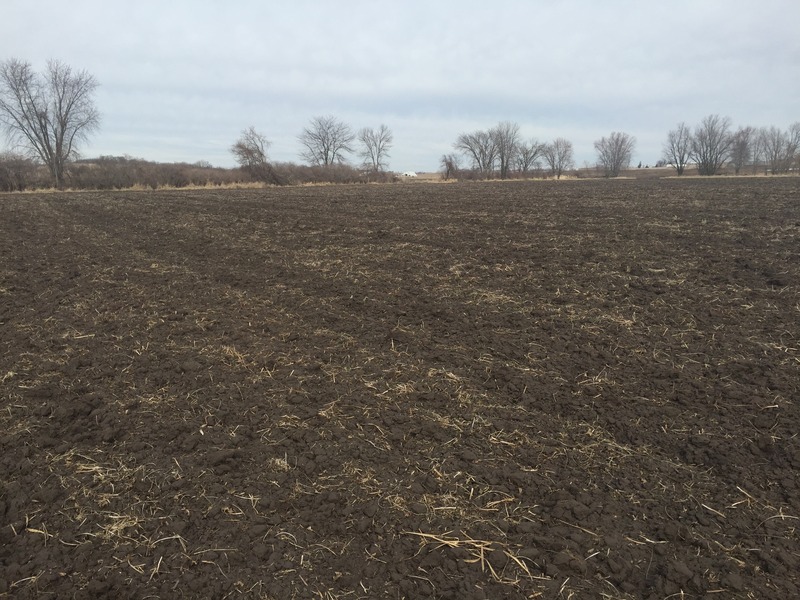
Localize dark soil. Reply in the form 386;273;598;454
1;178;799;599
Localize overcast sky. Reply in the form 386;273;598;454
3;0;799;172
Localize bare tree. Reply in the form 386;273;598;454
750;128;766;174
760;123;800;174
515;139;544;174
298;115;354;166
542;138;574;179
230;126;281;184
440;153;460;180
691;114;731;176
663;122;692;175
454;130;497;177
729;126;755;175
760;127;780;174
594;131;636;178
490;121;520;179
358;124;393;172
0;58;100;188
791;122;800;172
759;127;784;174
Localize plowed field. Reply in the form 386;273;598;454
1;178;799;599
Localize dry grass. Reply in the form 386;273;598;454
404;530;544;586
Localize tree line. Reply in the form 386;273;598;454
445;115;800;181
442;123;578;181
662;115;800;176
229;117;394;185
1;59;798;191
